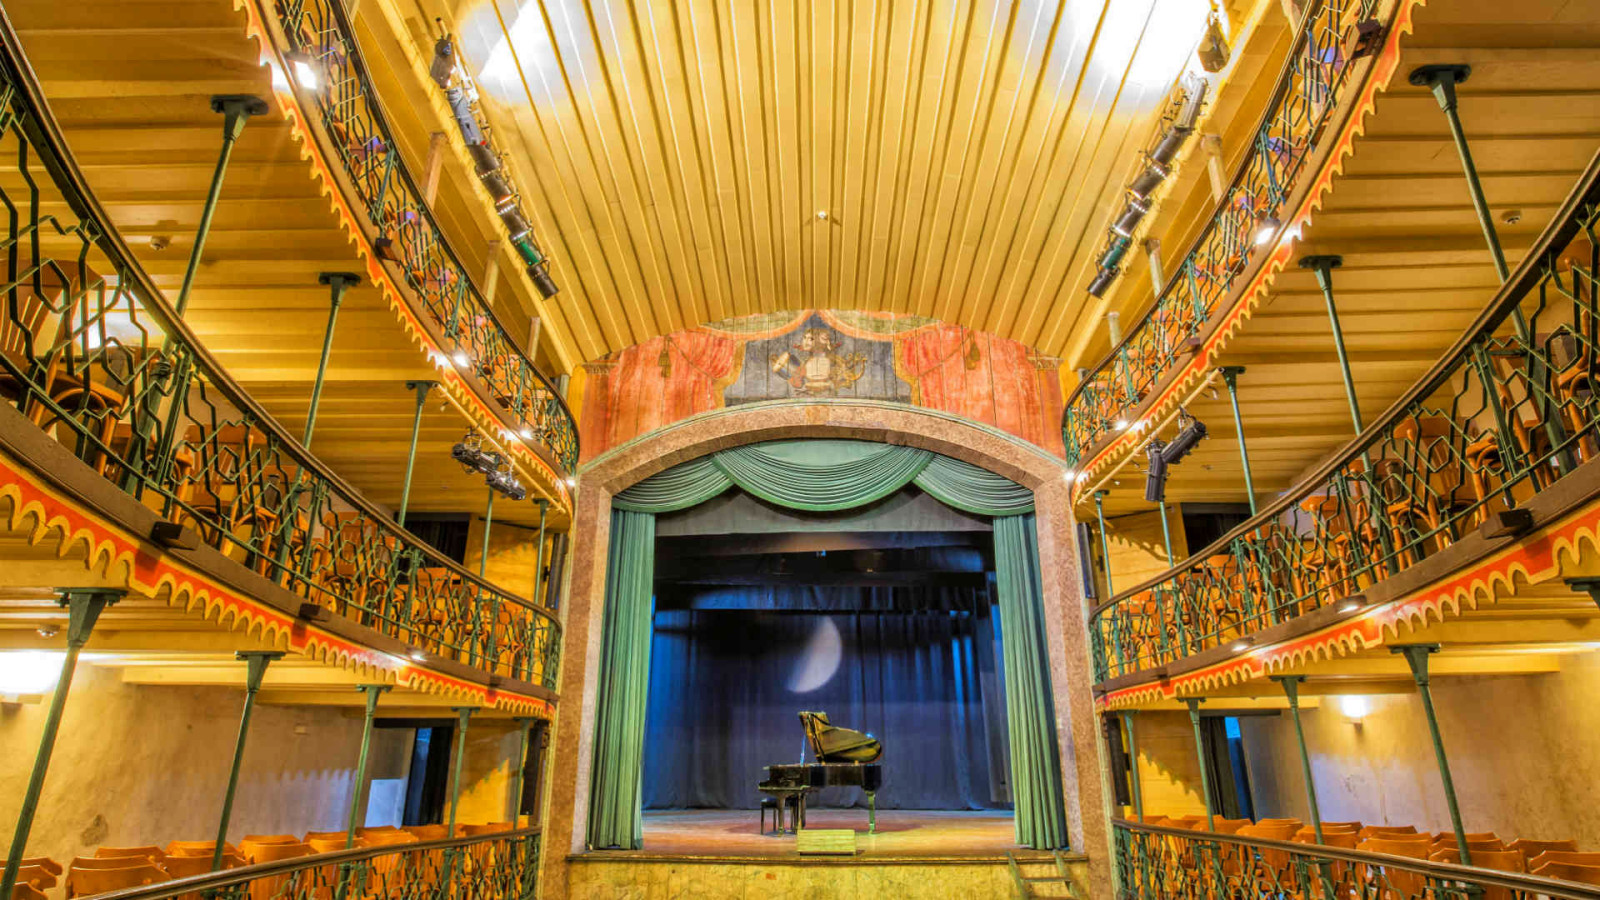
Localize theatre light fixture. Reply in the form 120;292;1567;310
1254;214;1282;246
1144;440;1170;503
452;431;526;500
1162;410;1209;463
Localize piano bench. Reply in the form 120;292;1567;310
759;797;780;834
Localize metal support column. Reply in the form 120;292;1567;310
1;590;121;900
1393;644;1473;866
1219;367;1258;514
396;381;437;528
177;96;268;316
1157;501;1176;567
344;685;392;847
446;707;476;836
509;718;534;826
212;650;285;870
1121;711;1144;821
1094;490;1115;597
1300;256;1362;432
477;487;497;579
304;272;361;448
531;500;548;604
1184;698;1217;832
1271;676;1324;842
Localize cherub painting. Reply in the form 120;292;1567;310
769;327;868;396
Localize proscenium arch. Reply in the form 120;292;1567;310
540;399;1114;899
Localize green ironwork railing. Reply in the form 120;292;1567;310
1113;821;1600;899
1089;156;1600;684
76;829;540;900
262;0;578;474
0;16;559;689
1062;0;1382;469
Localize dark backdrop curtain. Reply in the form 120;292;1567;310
642;607;1004;810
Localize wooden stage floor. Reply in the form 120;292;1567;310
631;809;1021;859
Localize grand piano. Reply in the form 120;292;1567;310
759;711;884;833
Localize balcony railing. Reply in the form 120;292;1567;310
81;828;540;900
0;16;560;689
1062;0;1383;469
259;0;578;474
1089;157;1600;685
1113;821;1600;899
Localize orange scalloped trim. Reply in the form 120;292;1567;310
1096;489;1600;710
230;0;571;515
0;451;554;718
1071;0;1426;504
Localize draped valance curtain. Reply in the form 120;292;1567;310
587;440;1068;850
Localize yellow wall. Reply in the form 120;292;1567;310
451;719;524;827
1239;653;1600;846
1125;711;1209;819
464;516;547;600
1105;508;1187;594
0;665;412;865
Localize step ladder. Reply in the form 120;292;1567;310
1006;850;1085;899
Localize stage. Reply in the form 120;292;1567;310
565;810;1090;899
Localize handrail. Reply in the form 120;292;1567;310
1061;0;1384;469
88;827;541;900
258;0;578;474
0;8;560;689
1114;820;1600;899
1089;153;1600;683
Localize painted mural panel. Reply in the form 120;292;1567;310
577;310;1067;461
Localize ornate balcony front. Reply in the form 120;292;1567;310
0;21;560;690
1090;156;1600;691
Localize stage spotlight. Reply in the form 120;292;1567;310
486;467;527;501
429;35;457;88
1087;267;1119;298
1128;162;1169;200
451;432;502;476
1198;16;1231;73
1111;196;1150;237
1254;214;1282;246
1161;412;1208;464
1149;131;1187;168
529;264;560;298
1144;440;1169;503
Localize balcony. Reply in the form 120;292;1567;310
0;9;560;692
1089;155;1600;692
1062;0;1406;475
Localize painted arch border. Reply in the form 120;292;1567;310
542;400;1111;898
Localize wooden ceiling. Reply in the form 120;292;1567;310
1090;0;1600;517
5;0;568;526
358;0;1286;366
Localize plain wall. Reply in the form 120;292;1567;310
1125;710;1210;819
1238;653;1600;846
0;663;412;865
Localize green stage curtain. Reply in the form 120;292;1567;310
586;509;657;849
611;455;732;513
612;439;1031;516
593;440;1060;848
994;513;1069;849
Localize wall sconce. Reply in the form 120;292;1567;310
1338;694;1370;723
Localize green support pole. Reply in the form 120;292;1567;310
509;718;533;826
531;501;548;604
1157;501;1176;567
177;96;268;317
1219;367;1258;515
1184;698;1217;832
1121;712;1144;821
1094;490;1115;597
1394;644;1473;866
0;590;121;900
1300;256;1362;432
344;685;392;847
1408;66;1508;283
396;381;436;529
468;487;496;667
212;650;285;870
1271;676;1324;843
447;707;476;836
304;272;361;448
478;487;496;579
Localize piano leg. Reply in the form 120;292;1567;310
867;791;877;834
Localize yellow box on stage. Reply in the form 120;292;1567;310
796;829;858;856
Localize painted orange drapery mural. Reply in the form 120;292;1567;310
577;310;1068;462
